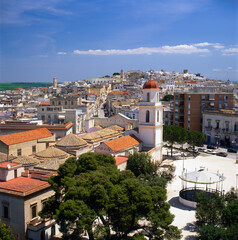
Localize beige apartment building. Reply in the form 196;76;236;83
50;95;81;109
202;109;238;148
0;128;55;156
0;162;59;240
173;92;234;131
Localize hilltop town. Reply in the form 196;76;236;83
0;70;238;239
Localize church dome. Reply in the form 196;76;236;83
143;80;159;89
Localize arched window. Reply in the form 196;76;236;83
146;110;150;122
157;110;159;122
147;92;150;102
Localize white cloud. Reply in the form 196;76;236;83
73;44;210;55
227;67;233;70
193;42;211;47
212;68;222;72
57;52;67;55
193;42;224;49
222;48;238;56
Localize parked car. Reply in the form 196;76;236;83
206;149;217;154
207;145;217;150
216;152;228;157
198;147;206;152
227;148;237;153
186;146;198;153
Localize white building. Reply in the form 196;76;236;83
139;79;163;162
203;109;238;148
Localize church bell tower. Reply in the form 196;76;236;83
138;78;163;162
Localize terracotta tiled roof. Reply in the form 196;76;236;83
41;87;49;89
0;121;73;130
56;134;87;148
0;176;50;196
105;135;141;152
114;156;128;165
0;162;21;169
39;102;50;105
0;128;53;145
143;80;159;89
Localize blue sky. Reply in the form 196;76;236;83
1;0;238;82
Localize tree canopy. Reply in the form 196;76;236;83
196;188;238;240
162;94;174;102
40;153;181;240
113;72;120;76
163;125;187;156
126;152;175;188
0;220;14;240
187;131;206;152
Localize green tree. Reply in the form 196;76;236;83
104;75;110;78
196;188;238;240
126;152;174;188
113;72;120;76
162;94;174;102
187;131;206;153
40;153;181;240
0;220;14;240
163;125;186;156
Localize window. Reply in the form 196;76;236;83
17;149;22;156
52;101;55;105
207;120;211;127
58;101;61;105
235;123;238;132
147;92;150;102
32;145;36;153
2;204;9;219
146;110;150;122
14;169;17;178
41;198;48;208
216;121;220;129
46;142;49;148
65;101;67;105
42;108;44;111
225;122;229;131
157;110;159;122
31;203;37;219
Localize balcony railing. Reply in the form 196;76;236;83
205;126;212;131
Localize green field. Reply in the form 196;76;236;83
0;82;52;91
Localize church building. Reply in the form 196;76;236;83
139;79;163;162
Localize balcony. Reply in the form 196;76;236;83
175;112;184;116
205;126;212;131
27;217;55;232
214;128;220;133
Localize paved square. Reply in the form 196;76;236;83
165;151;238;239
